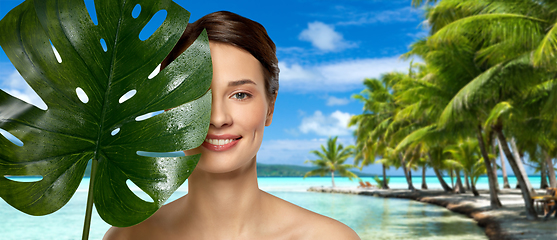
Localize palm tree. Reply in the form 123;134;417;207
408;0;557;219
416;155;429;189
400;43;504;206
445;138;486;196
351;133;391;189
304;137;358;188
349;77;399;189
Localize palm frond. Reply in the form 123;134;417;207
395;125;436;152
304;169;329;178
534;21;557;68
484;101;513;129
438;54;530;126
430;14;546;49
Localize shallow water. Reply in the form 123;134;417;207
0;177;496;239
273;192;486;239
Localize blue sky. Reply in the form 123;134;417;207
0;0;447;175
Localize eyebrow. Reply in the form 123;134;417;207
228;79;257;87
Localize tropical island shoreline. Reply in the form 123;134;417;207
308;187;556;240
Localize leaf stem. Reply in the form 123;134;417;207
82;158;98;240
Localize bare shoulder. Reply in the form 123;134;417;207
304;213;360;240
103;226;130;240
102;219;162;240
263;191;360;240
102;203;173;240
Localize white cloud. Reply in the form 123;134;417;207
407;29;429;40
298;21;356;52
1;70;47;110
276;46;306;54
278;56;412;92
299;110;355;137
326;96;350;106
337;7;422;26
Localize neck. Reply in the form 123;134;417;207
179;158;262;238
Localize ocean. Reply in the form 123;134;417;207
1;176;540;239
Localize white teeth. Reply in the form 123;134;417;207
205;139;235;145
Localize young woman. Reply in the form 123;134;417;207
104;11;360;240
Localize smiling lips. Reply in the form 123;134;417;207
202;134;241;151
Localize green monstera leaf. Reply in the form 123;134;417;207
0;0;211;229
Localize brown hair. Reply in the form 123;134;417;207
161;11;279;101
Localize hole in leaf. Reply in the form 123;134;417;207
49;40;62;63
136;151;186;157
119;89;137;103
148;64;161;79
5;175;43;182
0;128;24;146
111;128;120;136
84;0;98;25
100;38;107;52
126;179;154;203
132;4;141;18
135;110;163;121
75;87;89;103
139;10;167;41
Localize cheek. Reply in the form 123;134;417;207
233;102;267;135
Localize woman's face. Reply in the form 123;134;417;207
187;41;274;173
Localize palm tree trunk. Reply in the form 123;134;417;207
544;150;556;188
402;164;415;191
491;137;500;191
471;178;479;196
409;170;414;189
493;127;537;219
400;154;415;191
427;152;452;192
476;125;502;209
509;138;535;195
331;171;336;188
421;166;428;189
455;170;465;193
492;159;500;191
382;163;389;189
541;164;548;189
497;138;511;189
433;167;452;192
464;172;471;190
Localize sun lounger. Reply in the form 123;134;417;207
533;188;557;217
357;181;376;188
358;181;367;188
544;188;556;218
532;195;550;214
545;201;557;220
365;181;375;188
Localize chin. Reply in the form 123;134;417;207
194;153;257;175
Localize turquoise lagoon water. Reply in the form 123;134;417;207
2;176;539;240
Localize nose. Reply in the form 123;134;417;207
210;96;232;128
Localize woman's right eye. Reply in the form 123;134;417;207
232;92;251;100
